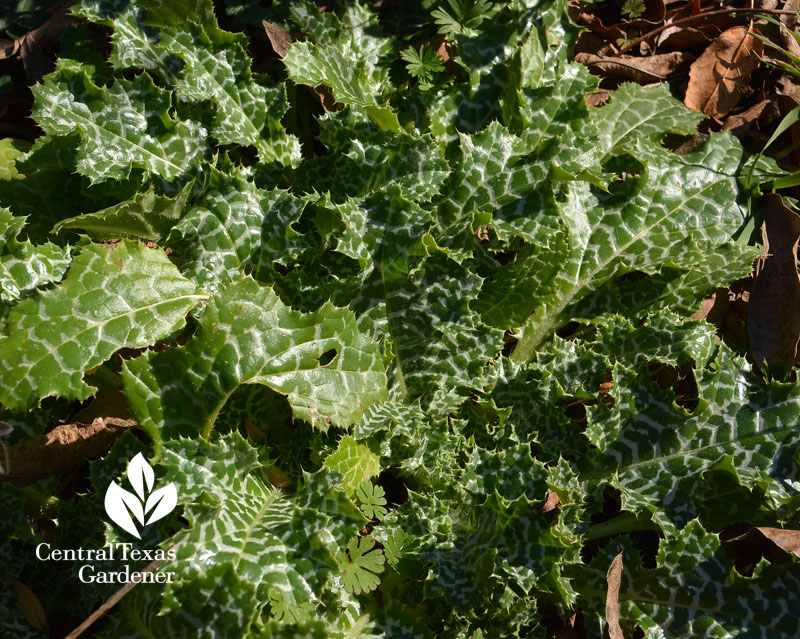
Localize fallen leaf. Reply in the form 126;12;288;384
420;34;452;65
748;193;800;374
684;27;763;119
268;465;292;488
575;52;694;82
1;392;135;486
774;1;800;62
0;38;19;59
691;292;718;321
0;3;76;83
723;99;780;151
777;75;800;107
574;31;617;57
755;527;800;557
71;390;131;424
568;2;626;40
586;90;612;107
605;551;624;639
541;491;561;513
656;25;709;51
262;20;293;58
244;417;265;440
723;99;774;135
10;578;47;631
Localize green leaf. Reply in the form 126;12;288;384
580;521;800;638
72;0;182;81
586;345;800;527
621;0;645;19
378;528;420;571
323;437;381;497
31;60;207;184
284;41;399;132
0;138;30;181
157;434;364;635
166;167;308;293
0;208;70;304
512;133;750;361
356;480;388;520
433;0;492;35
336;535;385;594
0;240;204;410
122;277;387;438
53;180;193;240
569;240;761;320
162;22;300;166
0;135;104;242
268;587;316;623
594;311;717;368
592;82;704;158
401;45;445;84
140;0;242;46
325;188;504;402
296;128;449;203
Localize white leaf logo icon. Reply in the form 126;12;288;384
104;453;178;539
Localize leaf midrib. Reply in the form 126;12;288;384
514;167;724;361
3;292;206;400
63;96;186;177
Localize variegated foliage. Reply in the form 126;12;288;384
0;1;795;638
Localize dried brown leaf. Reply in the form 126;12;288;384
755;526;800;557
684;27;763;119
268;465;292;488
748;193;800;373
0;3;76;82
777;75;800;107
261;20;293;58
586;90;613;107
691;292;718;321
723;99;774;134
1;393;135;486
10;578;47;631
574;32;617;57
244;417;265;440
0;38;19;59
575;51;694;82
605;551;624;639
568;1;626;40
655;26;708;52
541;492;561;513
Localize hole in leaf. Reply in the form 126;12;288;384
377;467;412;508
538;603;586;638
617;269;647;283
661;132;707;155
501;330;517;357
630;529;660;569
648;361;699;413
719;524;790;577
558;397;589;430
556;320;582;339
580;486;622;564
491;248;518;266
318;348;338;366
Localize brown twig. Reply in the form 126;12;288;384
64;544;177;639
619;8;799;54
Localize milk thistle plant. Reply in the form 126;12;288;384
0;0;797;637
